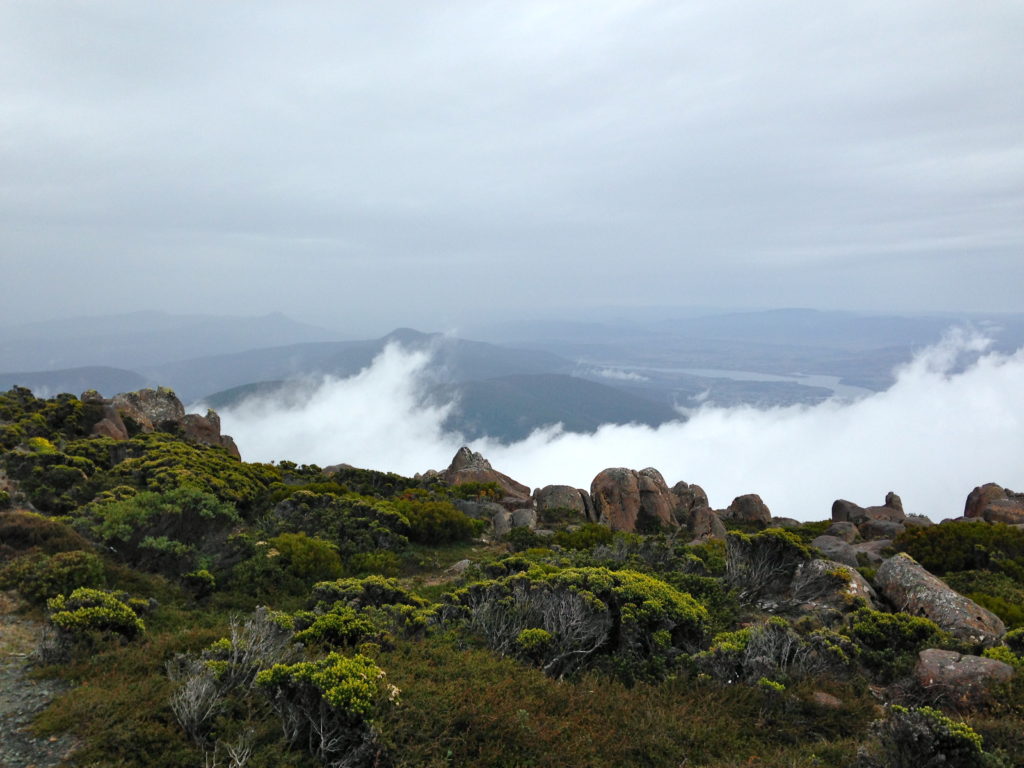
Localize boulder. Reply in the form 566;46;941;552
440;447;531;501
824;521;860;543
903;514;933;528
446;559;472;577
511;508;538;530
670;481;709;525
811;535;859;568
591;467;678;532
965;483;1024;525
850;539;891;567
491;510;513;537
914;649;1014;705
791;558;878;612
453;499;508;521
689;507;726;542
770;517;800;529
832;495;905;525
722;494;772;527
112;387;186;431
534;485;589;518
875;553;1005;646
858;519;905;541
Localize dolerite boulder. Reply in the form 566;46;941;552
689;507;726;542
511;508;538;530
670;481;709;524
914;649;1014;705
831;494;906;526
440;447;531;502
87;388;240;458
534;485;593;520
811;535;859;568
491;510;513;537
790;558;877;613
722;494;772;528
859;519;905;541
824;522;860;543
965;482;1024;525
453;498;507;521
591;467;678;532
875;554;1005;647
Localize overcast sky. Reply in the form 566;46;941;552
2;1;1022;333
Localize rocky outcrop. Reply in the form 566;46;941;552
850;539;891;566
511;508;538;530
721;494;771;527
84;388;240;458
831;494;906;526
859;519;905;541
440;447;531;502
914;649;1015;705
791;558;877;613
534;485;592;520
453;498;508;521
875;554;1005;646
689;507;726;542
811;535;858;567
824;522;860;543
590;467;678;532
965;483;1024;525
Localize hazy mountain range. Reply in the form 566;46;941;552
2;308;1022;442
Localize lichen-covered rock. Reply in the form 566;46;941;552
791;558;877;613
914;649;1014;704
491;510;513;537
851;539;891;567
689;507;726;542
590;467;678;532
440;447;530;501
722;494;771;527
453;498;508;521
811;535;859;567
670;481;709;525
876;554;1005;646
770;517;800;529
112;387;186;430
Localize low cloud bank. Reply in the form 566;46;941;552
218;331;1024;522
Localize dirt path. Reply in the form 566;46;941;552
0;592;78;768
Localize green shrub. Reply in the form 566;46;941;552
293;606;378;648
945;570;1024;629
725;528;811;601
0;509;94;557
47;588;145;644
553;523;614;550
847;608;952;682
0;549;105;603
894;522;1024;578
267;531;343;582
181;569;215;598
256;652;399;766
77;487;240;577
310;575;427;611
862;705;1001;768
346;550;402;577
271;490;409;555
393;498;475;544
450;481;502;501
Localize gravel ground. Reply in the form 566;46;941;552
0;592;78;768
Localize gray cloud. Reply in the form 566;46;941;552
1;1;1022;329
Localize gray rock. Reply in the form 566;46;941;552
453;498;508;520
876;554;1005;646
824;521;861;543
446;559;471;576
771;517;800;529
491;510;513;537
811;535;859;567
903;514;933;528
850;539;891;566
689;507;726;541
723;494;772;527
534;485;588;516
791;558;877;611
859;519;905;540
510;508;538;530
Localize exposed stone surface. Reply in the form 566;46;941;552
88;388;240;458
670;481;709;524
875;554;1005;646
832;495;906;525
446;559;471;576
689;507;726;542
824;521;861;543
850;539;891;567
591;467;678;532
453;499;508;521
534;485;589;517
903;514;933;528
965;483;1024;524
791;558;877;612
511;508;538;530
914;649;1014;704
811;535;859;568
770;517;800;529
859;519;905;541
440;447;531;501
809;691;843;710
491;510;513;537
722;494;771;527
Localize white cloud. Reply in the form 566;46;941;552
219;331;1024;522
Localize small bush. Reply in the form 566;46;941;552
267;531;343;582
860;705;1002;768
725;528;811;601
393;498;475;544
0;549;105;603
894;522;1024;578
847;608;951;682
45;588;145;659
553;523;614;550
